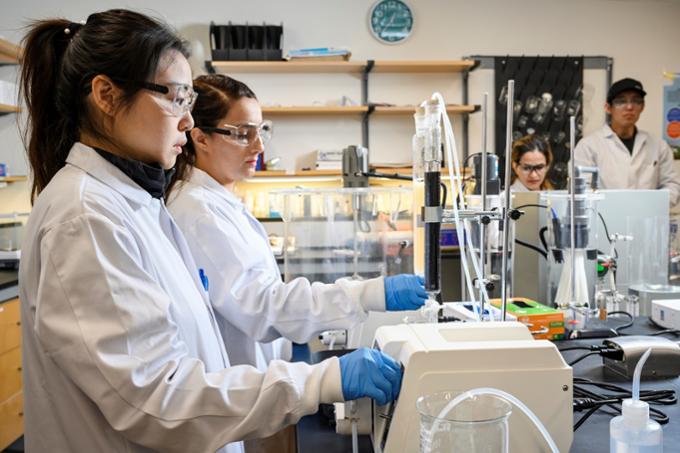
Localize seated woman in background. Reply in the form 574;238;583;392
510;134;554;191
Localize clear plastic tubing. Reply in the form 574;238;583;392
426;387;559;453
433;93;491;319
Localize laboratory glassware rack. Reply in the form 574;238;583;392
465;55;613;188
205;59;481;161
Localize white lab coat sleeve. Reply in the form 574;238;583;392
33;213;343;453
656;140;680;207
189;214;385;344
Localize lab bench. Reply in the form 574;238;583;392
294;318;680;453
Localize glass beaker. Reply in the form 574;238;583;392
417;391;511;453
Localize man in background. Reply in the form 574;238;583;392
574;78;680;207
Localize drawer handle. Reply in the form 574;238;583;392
18;412;23;417
17;366;22;372
16;321;21;326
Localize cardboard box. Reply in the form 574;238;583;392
490;297;565;340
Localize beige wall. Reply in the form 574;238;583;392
1;0;679;207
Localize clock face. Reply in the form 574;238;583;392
369;0;414;44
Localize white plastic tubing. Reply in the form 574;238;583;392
429;93;492;320
427;387;560;453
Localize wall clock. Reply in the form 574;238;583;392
369;0;414;45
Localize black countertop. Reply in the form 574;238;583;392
295;317;680;453
0;269;19;302
0;270;19;290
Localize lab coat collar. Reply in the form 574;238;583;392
601;124;648;155
93;147;174;199
602;124;616;138
65;142;154;206
187;167;244;208
510;179;531;192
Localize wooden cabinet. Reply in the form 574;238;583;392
0;297;22;450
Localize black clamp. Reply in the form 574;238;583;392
508;209;524;221
473;277;495;292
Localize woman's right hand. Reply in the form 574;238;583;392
338;348;402;406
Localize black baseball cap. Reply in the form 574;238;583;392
607;78;646;104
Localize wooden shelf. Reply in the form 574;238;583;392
373;104;477;115
372;60;476;73
262;106;367;115
0;104;20;114
250;169;416;179
0;176;27;183
0;39;22;65
371;167;412;175
209;60;366;74
261;104;476;116
252;170;341;178
208;59;477;74
252;170;287;177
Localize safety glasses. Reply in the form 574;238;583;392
611;97;644;108
140;81;198;117
199;120;273;146
517;163;547;174
113;78;198;117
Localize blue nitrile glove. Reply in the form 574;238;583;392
338;348;402;406
384;274;428;311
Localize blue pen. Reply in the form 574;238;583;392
198;268;209;292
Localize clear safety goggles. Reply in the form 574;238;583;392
610;97;644;108
139;81;198;117
199;120;273;146
517;163;547;174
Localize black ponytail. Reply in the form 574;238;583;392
20;9;190;202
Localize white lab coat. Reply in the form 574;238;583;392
19;143;343;453
510;179;531;192
167;168;385;370
574;124;680;207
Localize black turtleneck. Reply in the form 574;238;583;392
618;128;637;155
94;148;175;199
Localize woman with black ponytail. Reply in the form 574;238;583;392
18;9;401;453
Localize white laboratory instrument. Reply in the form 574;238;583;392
340;301;517;349
514;189;672;312
651;299;680;331
442;301;516;322
371;322;573;453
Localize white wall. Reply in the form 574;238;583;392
1;0;679;176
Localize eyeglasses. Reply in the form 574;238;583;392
112;78;198;117
198;120;273;146
140;82;198;117
517;163;547;174
611;97;644;108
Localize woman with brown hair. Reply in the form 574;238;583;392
167;73;425;371
510;134;554;191
18;10;401;453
